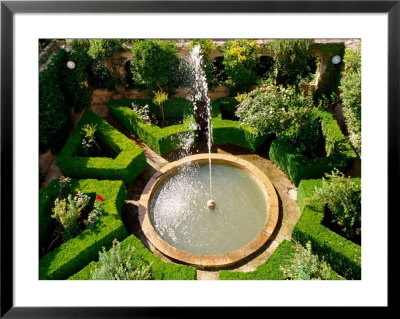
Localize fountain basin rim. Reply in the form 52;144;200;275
138;153;279;268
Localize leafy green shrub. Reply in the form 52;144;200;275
91;239;152;280
88;39;124;61
66;39;90;51
267;39;315;86
280;241;335;280
51;191;90;241
87;60;115;90
294;179;361;279
130;40;182;92
339;44;361;155
221;39;262;92
269;110;357;186
69;235;197;280
309;169;361;239
39;179;128;280
235;83;314;138
152;91;169;127
56;109;148;184
80;123;99;156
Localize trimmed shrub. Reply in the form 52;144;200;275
210;97;269;151
339;44;361;155
219;240;342;280
293;179;361;279
39;179;128;280
267;39;315;86
221;39;262;92
69;235;197;280
130;40;182;92
269;110;357;186
56;109;148;184
107;98;196;155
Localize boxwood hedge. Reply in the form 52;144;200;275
69;235;197;280
56;109;148;184
218;240;342;280
293;179;361;279
269;110;356;186
39;179;128;280
211;98;269;152
107;98;196;154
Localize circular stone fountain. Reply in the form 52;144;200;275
138;153;279;268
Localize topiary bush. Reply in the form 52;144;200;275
107;98;196;155
39;178;128;280
130;39;182;93
294;178;361;279
221;39;262;93
56;109;148;184
339;44;361;155
69;235;197;280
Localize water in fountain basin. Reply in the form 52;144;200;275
189;45;213;199
150;163;268;255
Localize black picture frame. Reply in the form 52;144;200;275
1;0;396;317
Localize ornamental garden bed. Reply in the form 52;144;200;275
39;178;128;280
269;109;357;186
293;178;361;279
210;97;270;152
107;98;196;154
56;109;147;184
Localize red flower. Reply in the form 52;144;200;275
83;219;86;223
96;195;105;202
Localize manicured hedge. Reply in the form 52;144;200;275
211;98;269;152
218;240;342;280
269;110;356;186
293;179;361;279
69;235;197;280
56;109;148;184
107;98;196;155
39;179;128;280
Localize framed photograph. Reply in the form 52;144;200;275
1;0;395;317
